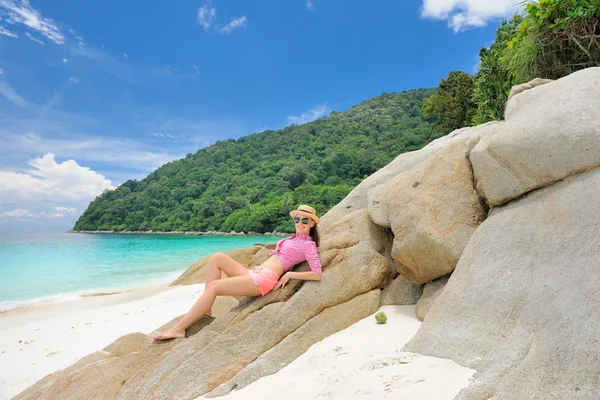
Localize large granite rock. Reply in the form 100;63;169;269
470;67;600;207
368;140;487;284
404;167;600;399
379;273;423;306
415;274;449;321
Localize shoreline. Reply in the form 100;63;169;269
0;270;187;314
67;230;290;237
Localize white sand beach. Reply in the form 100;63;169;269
1;290;475;400
200;305;475;400
0;283;205;399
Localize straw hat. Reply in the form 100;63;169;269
289;205;320;224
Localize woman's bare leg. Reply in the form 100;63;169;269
203;252;249;316
153;275;261;340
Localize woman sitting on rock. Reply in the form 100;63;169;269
153;205;323;340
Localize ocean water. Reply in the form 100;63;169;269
0;232;279;312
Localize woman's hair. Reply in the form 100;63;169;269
310;224;320;247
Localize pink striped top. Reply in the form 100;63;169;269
269;234;322;275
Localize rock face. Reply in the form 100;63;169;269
379;274;423;306
368;140;487;284
415;274;449;321
507;77;553;100
471;67;600;207
404;168;600;399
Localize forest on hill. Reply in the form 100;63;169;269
73;89;440;233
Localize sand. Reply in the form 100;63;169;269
200;305;476;400
1;293;476;400
0;283;205;399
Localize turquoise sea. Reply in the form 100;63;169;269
0;233;279;312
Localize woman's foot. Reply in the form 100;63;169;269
205;308;212;317
153;327;186;341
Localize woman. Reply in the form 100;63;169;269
153;205;322;340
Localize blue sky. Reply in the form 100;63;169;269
0;0;520;232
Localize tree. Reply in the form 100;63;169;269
421;71;476;134
472;15;523;125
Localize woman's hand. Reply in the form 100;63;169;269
274;274;291;290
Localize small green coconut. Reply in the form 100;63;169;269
375;312;387;324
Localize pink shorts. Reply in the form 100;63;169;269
248;266;280;296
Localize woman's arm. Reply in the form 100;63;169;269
274;270;320;290
286;271;321;281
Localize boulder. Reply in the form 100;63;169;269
507;77;553;100
368;140;487;284
404;167;600;399
415;274;449;321
379;274;423;306
470;67;600;207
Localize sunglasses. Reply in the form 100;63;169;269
293;216;310;224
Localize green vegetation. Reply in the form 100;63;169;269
503;0;600;82
472;0;600;124
74;89;440;233
421;70;476;134
472;16;523;125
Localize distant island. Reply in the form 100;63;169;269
73;88;441;234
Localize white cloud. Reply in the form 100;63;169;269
0;25;18;37
0;208;31;218
150;132;176;139
420;0;520;32
220;16;247;34
54;206;76;213
198;1;216;31
288;104;329;125
62;57;68;63
0;207;76;219
0;68;4;75
0;81;30;108
0;153;114;203
0;0;65;43
24;31;44;44
123;52;129;58
72;32;85;49
306;0;316;11
67;76;79;84
0;132;179;170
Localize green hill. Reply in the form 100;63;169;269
73;88;441;233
